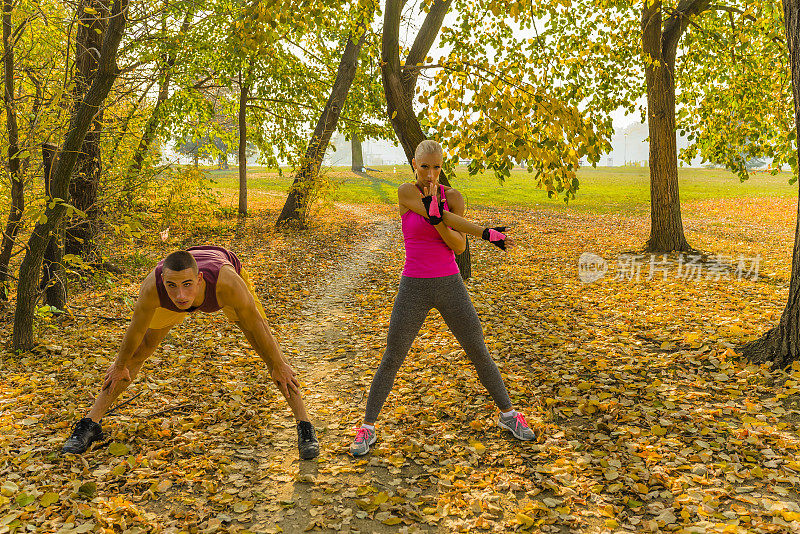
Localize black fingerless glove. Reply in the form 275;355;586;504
482;226;508;250
421;195;446;225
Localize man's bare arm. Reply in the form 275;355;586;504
217;269;300;398
102;271;159;390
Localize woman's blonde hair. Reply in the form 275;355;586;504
414;140;443;161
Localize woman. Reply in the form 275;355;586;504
350;140;534;456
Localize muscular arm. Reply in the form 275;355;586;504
216;268;299;397
401;184;501;254
116;271;159;368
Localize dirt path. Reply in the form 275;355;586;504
241;217;445;534
294;218;396;368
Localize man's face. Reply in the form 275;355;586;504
161;268;202;310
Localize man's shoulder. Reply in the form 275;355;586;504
137;269;161;309
215;265;247;305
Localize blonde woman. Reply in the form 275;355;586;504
350;140;534;456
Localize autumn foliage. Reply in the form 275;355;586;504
2;192;800;532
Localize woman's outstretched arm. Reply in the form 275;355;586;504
398;184;514;248
399;183;466;253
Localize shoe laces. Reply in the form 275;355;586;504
298;422;315;442
514;413;529;429
353;427;371;443
71;418;96;436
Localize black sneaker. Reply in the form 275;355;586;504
62;418;103;454
297;421;319;460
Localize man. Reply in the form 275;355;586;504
62;246;319;459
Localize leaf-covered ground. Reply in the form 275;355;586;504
3;192;800;534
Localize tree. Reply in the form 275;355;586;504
0;0;65;301
161;0;344;218
13;0;128;351
677;3;789;179
0;0;25;300
433;1;785;253
351;132;363;171
64;0;109;259
384;0;608;190
41;143;66;309
237;68;250;217
123;8;194;200
742;0;800;368
638;1;707;252
382;0;450;168
276;24;370;225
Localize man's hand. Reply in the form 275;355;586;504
271;362;301;398
102;363;131;392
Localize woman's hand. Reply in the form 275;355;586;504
482;226;514;250
420;185;444;225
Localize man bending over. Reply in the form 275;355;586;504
61;246;319;459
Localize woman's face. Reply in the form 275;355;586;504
413;152;443;189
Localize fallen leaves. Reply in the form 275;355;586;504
2;195;800;533
107;442;129;456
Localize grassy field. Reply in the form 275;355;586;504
209;165;797;214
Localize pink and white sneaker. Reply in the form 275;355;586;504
350;426;377;456
498;412;535;441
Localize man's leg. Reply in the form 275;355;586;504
237;319;310;422
63;327;172;454
86;327;172;422
236;318;320;459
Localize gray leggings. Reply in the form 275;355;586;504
364;274;513;423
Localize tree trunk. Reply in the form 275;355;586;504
382;0;445;167
641;1;691;253
277;30;368;226
381;0;472;277
65;0;108;259
41;143;66;309
0;0;23;300
742;0;800;368
641;0;710;252
13;0;127;352
351;132;364;172
238;78;249;217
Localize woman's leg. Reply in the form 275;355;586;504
435;275;513;411
363;277;432;424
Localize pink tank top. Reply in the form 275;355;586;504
401;185;460;278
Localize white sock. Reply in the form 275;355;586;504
361;423;375;431
501;409;518;419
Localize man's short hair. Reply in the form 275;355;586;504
163;250;198;273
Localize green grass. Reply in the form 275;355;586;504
208;165;797;214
